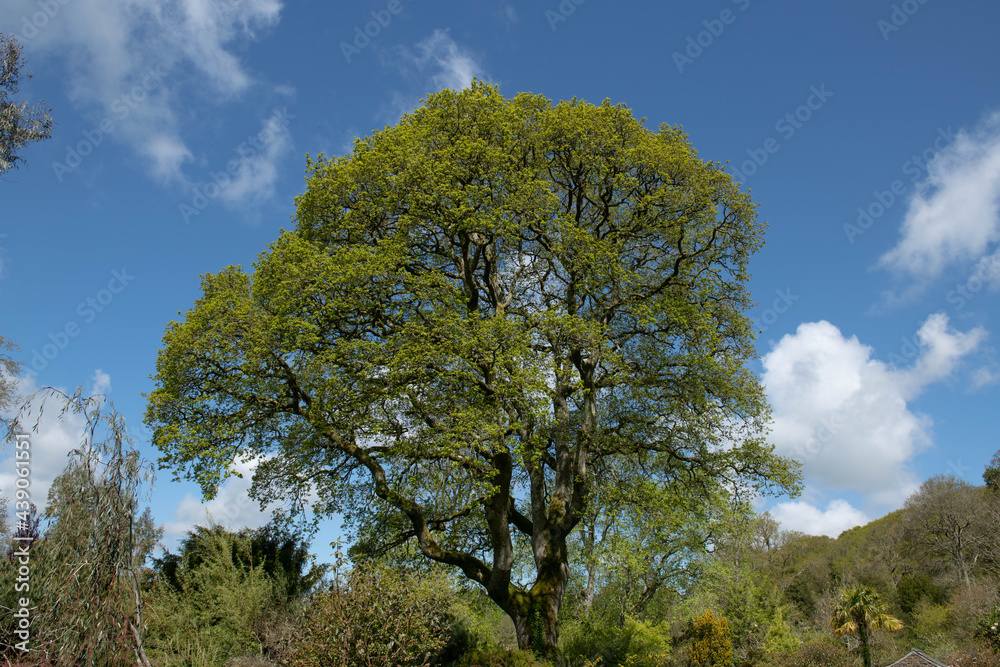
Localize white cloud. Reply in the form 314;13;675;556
161;456;278;541
880;112;1000;282
218;109;293;208
970;366;1000;390
504;4;519;25
1;0;282;184
0;375;94;512
762;314;985;506
970;248;1000;291
771;499;869;537
90;369;111;395
398;29;485;92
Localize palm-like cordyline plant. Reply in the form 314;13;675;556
831;585;904;667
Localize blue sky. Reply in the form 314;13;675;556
1;0;999;560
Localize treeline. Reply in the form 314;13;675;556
1;394;998;666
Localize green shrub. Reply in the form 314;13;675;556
561;615;671;667
144;527;281;666
291;559;454;667
689;609;733;667
758;641;857;667
762;609;799;655
974;602;1000;652
456;647;552;666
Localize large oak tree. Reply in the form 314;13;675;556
145;82;798;658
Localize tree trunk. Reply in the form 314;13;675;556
859;623;872;667
509;587;564;661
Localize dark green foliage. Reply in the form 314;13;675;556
154;523;324;604
897;574;946;616
974;601;1000;652
784;578;815;619
985;450;1000;491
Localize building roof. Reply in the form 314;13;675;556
884;649;950;667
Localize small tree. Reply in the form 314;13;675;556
689;609;734;667
0;35;52;174
4;388;158;666
830;585;903;667
0;336;22;428
984;450;1000;491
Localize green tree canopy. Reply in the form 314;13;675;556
145;82;799;658
984;449;1000;490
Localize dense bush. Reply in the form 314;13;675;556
290;558;454;667
689;609;734;667
757;641;857;667
144;527;284;666
561;615;672;667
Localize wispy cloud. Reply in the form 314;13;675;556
2;0;283;185
219;109;293;208
90;369;111;395
879;112;1000;287
395;29;486;92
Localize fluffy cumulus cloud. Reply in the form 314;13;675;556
1;0;283;186
762;314;985;508
879;112;1000;282
770;499;870;538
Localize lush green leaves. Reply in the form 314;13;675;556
146;81;798;655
